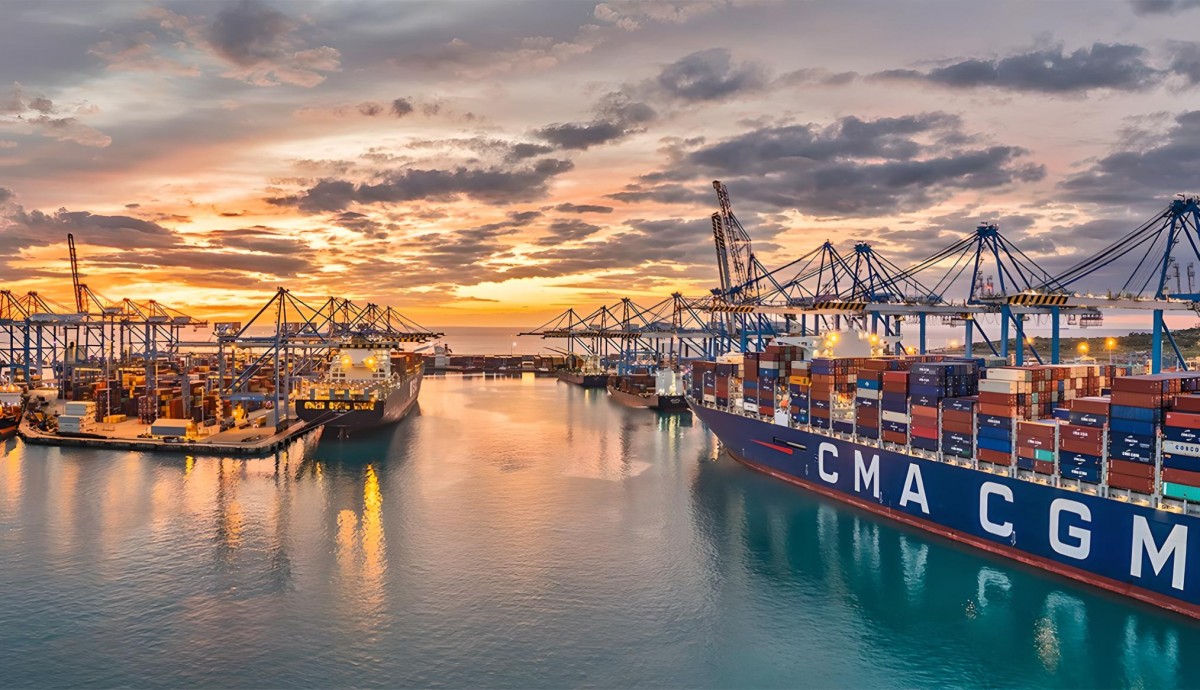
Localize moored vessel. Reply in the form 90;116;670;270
295;338;423;432
607;370;688;411
687;334;1200;619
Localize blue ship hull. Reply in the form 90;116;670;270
690;400;1200;619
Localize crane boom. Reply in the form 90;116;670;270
710;181;756;302
67;233;84;313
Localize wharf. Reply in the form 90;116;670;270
18;405;321;456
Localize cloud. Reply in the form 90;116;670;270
1130;0;1200;14
1168;42;1200;85
534;92;657;150
553;202;614;214
655;48;767;102
0;84;110;147
876;43;1163;93
390;98;414;118
268;158;575;212
614;112;1045;216
1060;110;1200;206
535;218;603;245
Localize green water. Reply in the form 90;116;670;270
0;375;1196;688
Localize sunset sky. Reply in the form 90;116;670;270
3;0;1200;328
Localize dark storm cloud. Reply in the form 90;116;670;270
1060;110;1200;206
391;98;414;118
612;113;1043;216
506;142;555;161
534;219;602;245
534;95;657;150
268;158;575;212
1130;0;1200;14
89;247;316;278
877;43;1163;93
207;0;295;67
553;202;614;214
656;48;767;102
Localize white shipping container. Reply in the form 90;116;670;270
1165;441;1200;458
855;388;881;400
882;410;910;423
979;379;1019;394
987;368;1032;382
65;401;96;416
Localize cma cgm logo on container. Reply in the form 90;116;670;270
814;442;1190;591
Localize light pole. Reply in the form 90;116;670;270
1077;341;1089;360
1105;337;1116;365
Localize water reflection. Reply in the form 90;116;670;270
691;450;1200;688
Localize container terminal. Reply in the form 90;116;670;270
516;182;1200;617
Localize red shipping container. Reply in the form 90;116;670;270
1017;421;1057;440
1163;467;1200;487
911;406;938;421
1108;472;1154;494
1018;435;1052;450
1110;459;1155;479
1018;445;1039;460
943;409;972;424
882;430;907;444
979;392;1018;406
1173;394;1200;413
883;371;909;384
1112;376;1171;394
1034;460;1055;475
1060;423;1103;444
1165;411;1200;429
1110;391;1163;408
942;419;973;435
911;425;938;440
979;449;1013;465
1059;437;1105;456
979;402;1017;418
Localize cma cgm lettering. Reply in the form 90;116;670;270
692;403;1200;618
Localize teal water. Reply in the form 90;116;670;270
0;375;1197;688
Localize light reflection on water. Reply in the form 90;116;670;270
0;375;1197;688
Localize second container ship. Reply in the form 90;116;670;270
688;333;1200;619
296;337;423;432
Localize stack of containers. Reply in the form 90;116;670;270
855;364;884;439
742;352;760;413
1016;420;1058;475
977;368;1033;466
941;397;977;459
1058;396;1109;483
880;370;910;445
692;361;717;404
809;358;837;430
789;364;810;425
58;400;98;434
713;361;734;408
908;362;976;453
1164;392;1200;501
1107;375;1169;495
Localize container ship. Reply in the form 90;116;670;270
296;338;423;432
687;333;1200;619
0;385;25;440
607;369;688;411
557;354;608;388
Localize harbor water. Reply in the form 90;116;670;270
1;375;1198;688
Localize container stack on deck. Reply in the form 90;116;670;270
909;362;978;456
1164;393;1200;500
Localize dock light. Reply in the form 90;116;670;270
830;333;839;343
1106;337;1117;350
1078;342;1089;356
341;355;351;366
907;346;917;355
365;356;376;368
868;334;879;345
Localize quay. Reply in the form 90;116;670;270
18;403;321;456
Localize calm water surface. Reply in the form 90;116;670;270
0;375;1197;688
